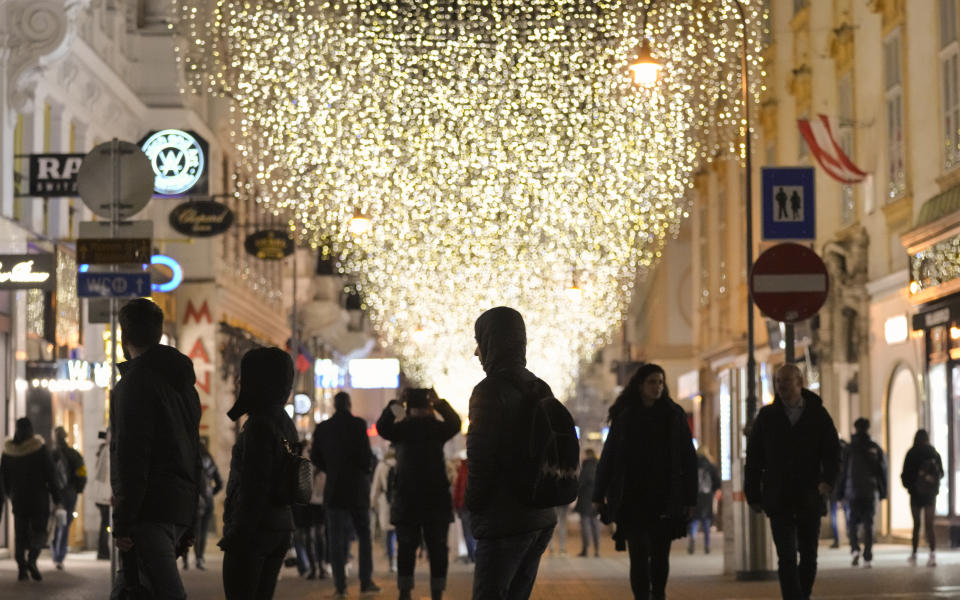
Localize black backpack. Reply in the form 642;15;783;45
913;456;941;497
504;379;581;508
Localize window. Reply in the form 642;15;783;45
699;203;709;306
941;0;960;169
884;29;906;199
838;75;856;223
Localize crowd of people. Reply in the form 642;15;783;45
0;298;948;600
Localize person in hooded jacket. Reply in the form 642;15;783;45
592;363;697;600
745;363;840;600
377;387;461;600
901;429;944;567
0;417;62;581
839;418;887;568
51;425;86;570
187;440;223;571
689;446;721;555
111;298;202;600
575;448;600;558
219;347;299;599
466;306;558;600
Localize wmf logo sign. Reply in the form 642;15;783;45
140;129;209;196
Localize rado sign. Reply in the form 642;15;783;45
0;254;56;290
169;200;234;237
244;230;294;260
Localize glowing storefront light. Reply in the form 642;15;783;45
348;359;400;389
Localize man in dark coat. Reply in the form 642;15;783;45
377;388;461;600
840;418;887;567
466;306;557;600
311;391;380;598
575;448;600;557
1;418;62;581
51;426;86;570
746;363;840;600
111;298;202;599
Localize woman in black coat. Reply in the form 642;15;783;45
0;417;62;581
593;363;697;600
376;388;461;600
900;429;944;566
219;347;299;600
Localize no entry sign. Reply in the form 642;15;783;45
750;243;829;323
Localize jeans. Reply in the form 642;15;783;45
396;521;450;590
578;512;599;555
460;510;477;561
626;521;672;600
911;498;936;553
769;512;821;600
386;529;397;559
688;517;711;553
848;498;875;561
13;512;47;569
472;525;554;600
222;532;289;600
116;522;189;600
52;491;77;564
829;500;849;545
326;507;374;593
97;504;111;559
294;526;317;573
551;505;569;553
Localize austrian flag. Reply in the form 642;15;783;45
797;114;868;184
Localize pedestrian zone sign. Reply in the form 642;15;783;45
762;167;815;240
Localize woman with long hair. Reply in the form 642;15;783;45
901;429;944;567
593;363;697;600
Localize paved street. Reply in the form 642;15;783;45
2;532;960;599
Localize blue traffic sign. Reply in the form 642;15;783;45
78;272;151;298
762;167;815;240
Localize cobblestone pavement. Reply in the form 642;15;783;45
2;534;960;599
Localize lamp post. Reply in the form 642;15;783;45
629;0;769;579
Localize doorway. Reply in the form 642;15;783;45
887;365;919;536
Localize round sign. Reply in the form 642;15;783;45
76;141;154;219
140;129;205;196
169;199;234;237
750;243;829;323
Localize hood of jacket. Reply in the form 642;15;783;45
228;347;294;421
474;306;526;374
772;387;823;413
3;434;45;457
119;344;196;389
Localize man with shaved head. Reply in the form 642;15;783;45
745;363;840;600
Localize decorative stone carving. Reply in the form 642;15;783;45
829;22;855;73
2;0;88;115
789;64;812;109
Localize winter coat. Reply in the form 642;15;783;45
452;459;468;512
199;451;223;511
221;405;299;549
377;398;461;525
593;395;697;538
840;432;887;503
745;389;840;517
311;411;375;509
52;444;87;503
110;344;202;537
370;455;396;533
694;455;721;520
0;435;62;516
575;457;598;515
466;307;557;539
88;441;112;506
901;443;944;500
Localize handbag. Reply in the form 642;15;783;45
279;435;315;506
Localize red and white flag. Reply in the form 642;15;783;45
797;114;868;184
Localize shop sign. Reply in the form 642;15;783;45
913;307;952;331
77;272;151;298
139;129;209;196
19;154;86;197
77;238;152;264
244;230;294;260
0;254;56;290
169;199;234;237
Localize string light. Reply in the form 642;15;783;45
173;0;767;406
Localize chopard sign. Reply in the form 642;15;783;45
169;199;234;237
0;254;56;290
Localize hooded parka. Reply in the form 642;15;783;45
465;306;557;539
745;389;841;516
0;434;61;516
110;344;202;537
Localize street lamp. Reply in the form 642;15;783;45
629;0;765;579
348;209;372;236
628;39;662;87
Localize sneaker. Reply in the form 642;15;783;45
829;541;839;548
851;551;860;567
864;560;872;569
908;553;917;565
328;592;348;600
360;581;382;595
196;558;206;571
55;562;64;570
928;552;937;567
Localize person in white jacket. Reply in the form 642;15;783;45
86;431;112;560
371;446;397;572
